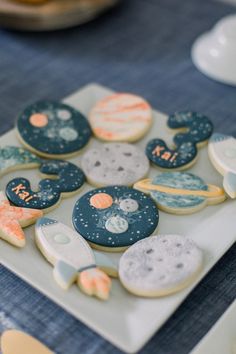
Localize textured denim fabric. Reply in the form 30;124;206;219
0;0;236;353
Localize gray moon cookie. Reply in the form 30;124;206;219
81;143;150;186
119;234;203;297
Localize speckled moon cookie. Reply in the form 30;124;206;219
89;93;152;142
119;234;203;297
134;172;226;215
16;100;92;158
146;111;213;170
6;160;85;212
81;143;150;187
0;146;40;176
72;186;159;252
208;133;236;198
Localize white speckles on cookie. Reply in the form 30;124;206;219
119;234;203;297
81;143;150;186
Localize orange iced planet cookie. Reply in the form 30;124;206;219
0;191;43;248
89;93;152;142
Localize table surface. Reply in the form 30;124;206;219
0;0;235;353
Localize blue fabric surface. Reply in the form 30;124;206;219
0;0;236;353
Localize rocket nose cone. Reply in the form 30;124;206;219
36;217;58;228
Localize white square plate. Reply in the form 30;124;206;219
0;83;235;353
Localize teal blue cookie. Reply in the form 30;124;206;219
16;101;92;158
134;172;225;214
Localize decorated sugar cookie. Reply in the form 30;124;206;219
35;217;111;300
119;234;203;297
81;143;150;187
89;93;152;142
6;160;85;212
0;146;40;176
134;172;226;214
0;191;42;247
16;100;92;158
72;186;159;252
208;133;236;198
146;111;213;170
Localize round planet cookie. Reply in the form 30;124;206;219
119;234;204;297
16;100;92;158
89;93;152;142
72;186;159;252
81;142;150;187
134;172;226;215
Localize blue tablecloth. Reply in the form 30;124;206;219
0;0;236;353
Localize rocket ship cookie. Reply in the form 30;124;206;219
35;218;112;300
89;93;152;142
134;172;226;214
0;191;43;247
208;133;236;198
119;234;204;297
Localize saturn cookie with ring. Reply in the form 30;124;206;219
16;100;92;158
89;93;152;142
134;172;226;214
81;142;150;187
72;186;159;252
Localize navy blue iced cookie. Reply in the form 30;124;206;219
146;111;213;170
6;160;85;211
72;186;159;252
16;100;92;158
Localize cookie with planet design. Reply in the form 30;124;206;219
89;93;153;142
16;100;92;158
72;186;159;252
208;133;236;198
134;172;226;215
146;111;213;170
119;234;204;297
81;142;150;187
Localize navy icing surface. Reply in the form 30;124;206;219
17;100;92;156
6;160;85;210
151;172;208;210
72;186;159;248
146;111;213;169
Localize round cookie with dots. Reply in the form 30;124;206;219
146;111;213;170
89;93;152;142
119;234;203;297
72;186;159;252
81;143;150;187
6;160;85;212
16;100;92;158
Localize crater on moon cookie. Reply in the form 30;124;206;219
72;186;159;251
81;143;150;187
119;234;203;297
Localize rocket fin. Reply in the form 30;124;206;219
223;172;236;199
53;260;77;290
94;251;118;278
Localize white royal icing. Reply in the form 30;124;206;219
105;215;129;234
119;234;203;294
119;198;139;212
36;219;95;270
81;143;150;186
